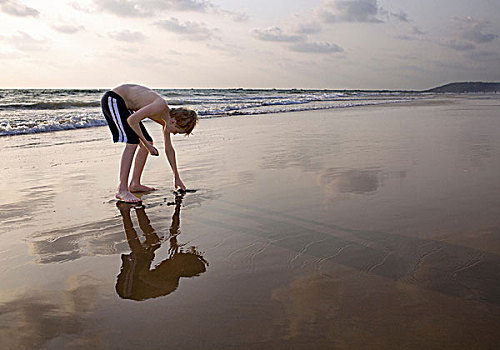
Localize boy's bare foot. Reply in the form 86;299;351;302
129;184;157;192
116;190;142;203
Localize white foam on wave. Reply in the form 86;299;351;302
0;88;426;137
0;116;107;136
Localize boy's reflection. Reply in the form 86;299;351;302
115;194;208;301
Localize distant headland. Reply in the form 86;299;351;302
424;82;500;93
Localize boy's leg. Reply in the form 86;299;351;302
116;202;147;254
116;143;142;203
129;141;156;192
135;206;161;246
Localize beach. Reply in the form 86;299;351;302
1;95;500;349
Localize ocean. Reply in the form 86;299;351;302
0;88;429;136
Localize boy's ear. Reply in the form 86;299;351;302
169;119;176;125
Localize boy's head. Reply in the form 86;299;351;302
168;107;198;135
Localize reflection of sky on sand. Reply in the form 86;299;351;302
1;195;210;347
27;189;214;264
272;269;500;347
457;120;495;168
0;275;103;349
316;168;410;205
260;130;342;173
0;184;55;231
317;168;380;198
29;217;127;263
197;199;500;305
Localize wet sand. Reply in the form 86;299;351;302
1;95;500;349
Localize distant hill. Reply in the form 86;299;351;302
424;82;500;93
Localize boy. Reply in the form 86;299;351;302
101;84;198;203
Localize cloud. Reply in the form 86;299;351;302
295;22;323;35
444;40;476;51
93;0;151;17
108;30;146;42
395;35;416;41
145;0;213;12
252;27;304;42
461;22;497;44
3;31;49;51
0;0;39;17
155;17;215;40
319;0;383;23
290;41;343;54
464;51;500;70
218;8;249;22
412;26;425;35
69;1;94;13
467;50;499;61
442;17;498;51
206;41;244;55
395;26;426;41
390;10;409;23
72;0;244;29
84;0;214;17
51;24;85;34
252;25;343;55
452;17;498;44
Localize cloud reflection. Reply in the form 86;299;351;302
28;217;127;264
272;270;500;347
317;168;381;202
0;275;102;349
28;190;213;264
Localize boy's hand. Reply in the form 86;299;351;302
175;177;186;191
149;145;159;156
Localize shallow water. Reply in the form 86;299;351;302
1;96;500;349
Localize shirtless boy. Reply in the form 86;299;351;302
101;84;198;203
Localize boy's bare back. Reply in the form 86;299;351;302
112;84;167;112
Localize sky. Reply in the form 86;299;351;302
0;0;499;89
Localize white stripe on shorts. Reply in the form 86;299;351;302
108;96;127;143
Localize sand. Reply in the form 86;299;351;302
1;95;500;349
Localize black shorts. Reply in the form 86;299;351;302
101;91;152;144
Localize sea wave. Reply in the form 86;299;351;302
0;101;100;110
0;88;429;137
0;98;415;136
0;116;107;136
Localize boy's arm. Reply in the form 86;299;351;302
127;102;162;155
163;125;186;190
